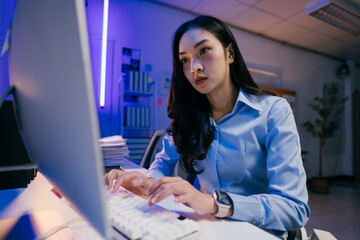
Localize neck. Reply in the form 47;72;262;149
207;83;238;122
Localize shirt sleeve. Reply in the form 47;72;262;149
228;98;311;233
146;133;180;179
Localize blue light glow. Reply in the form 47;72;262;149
100;0;109;107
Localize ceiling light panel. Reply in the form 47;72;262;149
305;0;360;35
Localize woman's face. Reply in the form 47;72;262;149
178;28;234;95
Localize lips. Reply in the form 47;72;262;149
195;76;207;85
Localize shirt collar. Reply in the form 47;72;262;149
210;89;263;126
234;88;263;113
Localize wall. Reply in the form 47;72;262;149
0;0;356;178
86;0;193;138
0;0;16;101
86;0;358;178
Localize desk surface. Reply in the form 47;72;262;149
0;161;279;240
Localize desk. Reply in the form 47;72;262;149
0;161;279;239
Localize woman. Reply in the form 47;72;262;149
105;15;310;238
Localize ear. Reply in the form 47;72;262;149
226;43;234;64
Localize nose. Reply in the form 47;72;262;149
190;58;203;73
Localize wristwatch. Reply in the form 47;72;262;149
212;190;233;218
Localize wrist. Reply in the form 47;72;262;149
207;193;218;215
211;190;233;218
227;204;234;217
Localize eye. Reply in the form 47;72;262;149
200;47;209;55
180;58;189;65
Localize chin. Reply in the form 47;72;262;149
191;82;212;95
194;88;210;95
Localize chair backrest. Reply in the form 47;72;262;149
287;227;308;240
139;130;164;169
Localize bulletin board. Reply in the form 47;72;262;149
121;47;141;73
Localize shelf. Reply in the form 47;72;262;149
119;72;155;138
123;91;153;97
124;126;154;130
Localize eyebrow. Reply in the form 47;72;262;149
179;39;209;56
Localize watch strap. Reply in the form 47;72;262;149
212;191;232;218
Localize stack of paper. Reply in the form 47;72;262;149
99;135;129;167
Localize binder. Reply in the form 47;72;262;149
134;71;139;92
129;71;134;91
136;107;141;127
141;107;145;128
126;106;131;127
145;107;150;128
123;106;127;126
124;72;129;90
140;72;145;92
131;106;136;127
144;72;148;92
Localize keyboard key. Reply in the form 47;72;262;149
107;189;200;239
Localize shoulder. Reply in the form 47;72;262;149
251;94;291;113
251;94;293;128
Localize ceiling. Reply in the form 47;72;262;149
149;0;360;66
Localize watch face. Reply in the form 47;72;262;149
217;191;231;205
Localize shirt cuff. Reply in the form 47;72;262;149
146;169;166;180
227;192;264;227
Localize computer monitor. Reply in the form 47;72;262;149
8;0;109;238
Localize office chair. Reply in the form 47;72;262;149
287;227;308;240
139;130;164;169
287;227;338;240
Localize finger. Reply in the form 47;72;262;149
110;179;122;193
111;171;144;193
110;173;129;192
147;176;181;196
174;193;192;204
132;176;155;191
148;181;184;206
105;169;125;190
105;170;117;190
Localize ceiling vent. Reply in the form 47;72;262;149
305;0;360;35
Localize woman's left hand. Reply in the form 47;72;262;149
147;176;217;215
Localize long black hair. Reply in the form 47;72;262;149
167;15;273;174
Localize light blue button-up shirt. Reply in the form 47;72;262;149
147;89;310;237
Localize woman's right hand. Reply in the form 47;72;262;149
104;169;155;197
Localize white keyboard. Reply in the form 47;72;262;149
107;190;200;239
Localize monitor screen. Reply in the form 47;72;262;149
8;0;109;238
